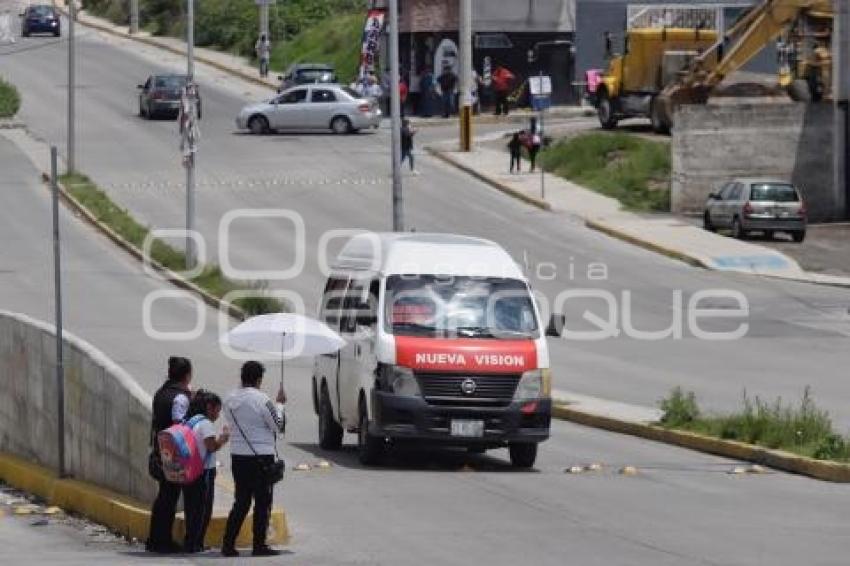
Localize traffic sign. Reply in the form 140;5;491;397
529;75;552;96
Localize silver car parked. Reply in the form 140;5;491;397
703;178;807;242
235;84;381;135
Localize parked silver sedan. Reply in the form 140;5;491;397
235;84;381;135
703;178;807;242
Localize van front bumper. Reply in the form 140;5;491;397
370;391;551;446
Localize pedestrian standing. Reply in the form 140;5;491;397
527;116;543;172
146;356;193;555
419;66;435;117
399;77;409;118
492;65;515;116
401;119;417;174
365;74;383;101
222;361;286;558
255;34;271;78
437;66;458;118
183;390;230;553
508;132;523;174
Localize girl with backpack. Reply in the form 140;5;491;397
183;390;230;553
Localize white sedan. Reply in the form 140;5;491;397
236;84;381;135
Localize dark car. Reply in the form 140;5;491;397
137;74;202;120
277;63;337;93
21;5;60;37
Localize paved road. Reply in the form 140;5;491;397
3;14;849;431
2;34;850;566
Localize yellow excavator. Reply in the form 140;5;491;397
596;0;834;133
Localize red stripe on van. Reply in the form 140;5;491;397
395;336;536;373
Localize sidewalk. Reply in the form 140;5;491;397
430;141;850;287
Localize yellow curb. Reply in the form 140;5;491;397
426;147;552;211
40;172;246;321
0;452;289;546
584;218;707;269
552;404;850;483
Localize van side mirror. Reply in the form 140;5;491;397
546;314;565;337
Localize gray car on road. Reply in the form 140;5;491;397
703;178;807;242
236;84;381;135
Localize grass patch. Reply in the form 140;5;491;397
659;386;850;462
269;11;364;83
540;132;671;212
0;77;21;118
60;173;284;316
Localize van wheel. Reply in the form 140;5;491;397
508;442;538;468
792;230;806;243
597;92;618;130
703;212;715;232
318;387;343;450
357;400;383;466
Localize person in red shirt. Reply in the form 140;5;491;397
491;65;515;116
399;77;409;117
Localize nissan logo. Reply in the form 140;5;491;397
460;378;477;395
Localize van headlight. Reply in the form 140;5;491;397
386;365;421;397
513;369;551;401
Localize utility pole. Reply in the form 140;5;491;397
389;0;403;231
67;0;76;174
259;1;269;43
459;0;472;151
129;0;139;34
835;0;850;219
185;0;197;268
50;147;66;479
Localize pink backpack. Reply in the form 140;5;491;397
157;415;205;484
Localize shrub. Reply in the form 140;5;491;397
659;387;700;427
0;78;21;118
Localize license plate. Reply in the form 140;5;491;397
451;419;484;437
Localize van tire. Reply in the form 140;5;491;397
318;386;343;450
732;217;746;239
357;399;383;466
508;442;538;468
792;230;806;243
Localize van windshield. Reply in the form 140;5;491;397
385;275;539;339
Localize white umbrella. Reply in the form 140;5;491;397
221;313;346;390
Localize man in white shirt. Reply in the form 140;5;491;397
222;361;285;557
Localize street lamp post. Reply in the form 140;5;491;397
50;146;67;479
185;0;197;269
458;0;472;151
67;0;75;174
389;0;403;231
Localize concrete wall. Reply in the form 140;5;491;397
671;102;840;222
0;310;156;504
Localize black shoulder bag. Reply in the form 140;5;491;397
229;408;285;485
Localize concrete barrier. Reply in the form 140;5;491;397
0;310;289;546
0;309;156;503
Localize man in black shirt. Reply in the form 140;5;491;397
146;356;193;554
437;66;457;118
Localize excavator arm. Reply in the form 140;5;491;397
657;0;833;127
701;0;833;87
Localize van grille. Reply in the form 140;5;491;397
415;372;520;406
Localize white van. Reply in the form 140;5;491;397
311;233;558;467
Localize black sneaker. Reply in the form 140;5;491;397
252;546;282;557
222;546;239;557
